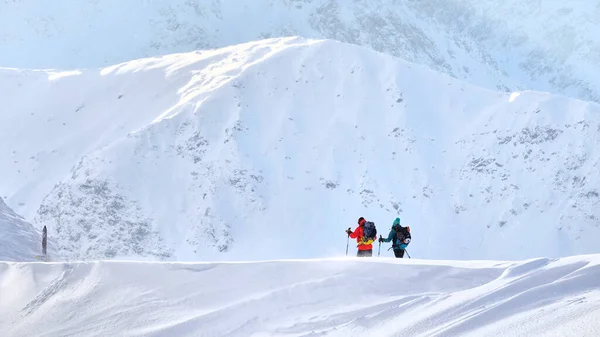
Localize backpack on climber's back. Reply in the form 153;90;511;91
395;225;411;247
363;221;377;241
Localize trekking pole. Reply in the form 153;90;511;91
345;229;350;256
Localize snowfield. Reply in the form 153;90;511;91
1;3;600;336
1;37;600;262
1;256;600;336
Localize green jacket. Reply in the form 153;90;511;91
381;217;410;250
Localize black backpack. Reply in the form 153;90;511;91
395;225;411;247
363;221;377;241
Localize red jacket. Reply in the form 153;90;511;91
349;225;374;251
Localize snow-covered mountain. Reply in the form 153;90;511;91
1;0;599;104
0;197;43;261
1;37;599;262
2;256;600;336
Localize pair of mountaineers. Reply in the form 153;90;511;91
345;217;411;258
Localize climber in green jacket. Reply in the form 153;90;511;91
379;217;411;258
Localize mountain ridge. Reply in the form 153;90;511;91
1;37;599;261
1;0;599;104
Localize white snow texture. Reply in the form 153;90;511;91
2;257;600;336
2;1;600;336
2;37;600;262
0;198;41;261
1;0;600;104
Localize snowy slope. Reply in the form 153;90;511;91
1;0;599;104
1;37;599;262
1;256;600;336
0;198;42;261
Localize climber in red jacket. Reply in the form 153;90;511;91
345;217;377;257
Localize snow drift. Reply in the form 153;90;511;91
1;0;599;104
1;37;600;262
0;198;43;261
1;256;600;336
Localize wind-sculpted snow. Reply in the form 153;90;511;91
1;257;600;336
1;0;599;104
1;37;600;261
0;198;42;261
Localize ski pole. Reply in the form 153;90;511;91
377;235;382;257
405;249;411;259
345;230;350;256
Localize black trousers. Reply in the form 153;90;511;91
357;249;373;257
394;249;405;258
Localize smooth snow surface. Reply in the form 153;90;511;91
0;198;42;261
1;0;600;104
2;37;600;262
2;256;600;336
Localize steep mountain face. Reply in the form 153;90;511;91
1;0;599;104
0;198;43;261
1;37;598;261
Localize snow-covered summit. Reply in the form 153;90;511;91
1;37;599;262
1;0;599;104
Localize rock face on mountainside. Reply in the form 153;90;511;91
1;0;599;104
0;197;43;261
36;179;173;260
1;38;598;261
